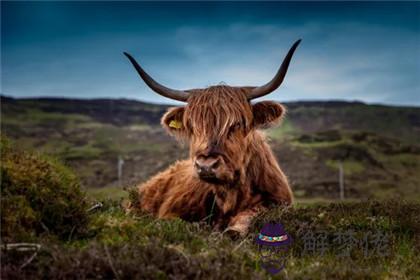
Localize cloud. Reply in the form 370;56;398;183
157;22;419;105
2;3;419;106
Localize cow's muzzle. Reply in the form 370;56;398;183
194;155;222;182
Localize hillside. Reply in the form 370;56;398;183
1;96;420;201
3;97;420;142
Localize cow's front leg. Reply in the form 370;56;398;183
225;206;266;237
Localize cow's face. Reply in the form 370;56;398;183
162;86;285;185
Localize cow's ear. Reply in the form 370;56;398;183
161;106;186;137
252;101;286;129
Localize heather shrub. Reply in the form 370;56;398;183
1;137;89;242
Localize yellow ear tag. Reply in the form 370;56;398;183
169;120;182;129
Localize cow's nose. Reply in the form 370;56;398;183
194;156;220;176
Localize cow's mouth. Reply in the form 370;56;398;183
197;169;240;186
198;174;225;185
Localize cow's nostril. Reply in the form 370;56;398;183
209;158;220;170
194;162;205;174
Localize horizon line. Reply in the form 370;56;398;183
1;94;419;109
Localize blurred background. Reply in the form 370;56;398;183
2;1;420;202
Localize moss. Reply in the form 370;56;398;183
1;136;89;242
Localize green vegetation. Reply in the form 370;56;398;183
2;97;419;202
267;119;299;140
2;97;420;204
0;137;90;242
88;185;129;201
286;130;420;201
2;199;418;279
2;94;420;278
325;160;364;175
287;102;420;144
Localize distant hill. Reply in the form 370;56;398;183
1;96;419;201
283;101;420;144
2;96;419;143
1;96;167;126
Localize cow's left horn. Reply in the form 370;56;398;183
124;52;190;102
247;39;301;100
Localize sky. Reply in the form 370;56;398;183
1;1;420;106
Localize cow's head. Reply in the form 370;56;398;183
124;40;301;185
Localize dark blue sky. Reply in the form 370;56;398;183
2;1;419;105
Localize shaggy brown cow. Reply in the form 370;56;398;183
124;40;301;236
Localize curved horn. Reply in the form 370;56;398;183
124;52;190;102
248;39;301;100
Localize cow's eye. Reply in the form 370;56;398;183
228;123;241;137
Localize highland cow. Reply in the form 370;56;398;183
124;40;301;236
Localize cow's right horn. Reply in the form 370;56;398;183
124;52;190;102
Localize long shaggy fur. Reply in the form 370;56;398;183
135;85;293;236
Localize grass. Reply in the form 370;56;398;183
291;139;344;148
3;97;420;202
294;197;359;206
288;103;420;144
60;145;104;160
87;185;128;201
325;160;365;175
2;136;419;278
2;200;419;279
267;119;299;140
2;97;420;278
285;130;420;201
2;108;91;130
